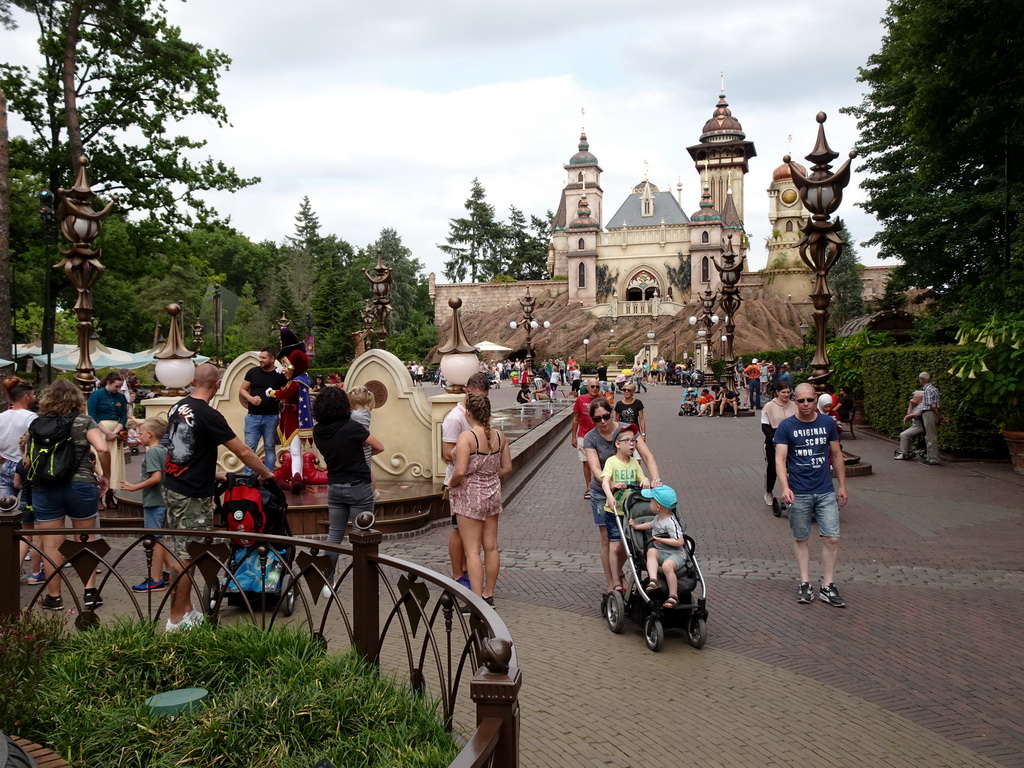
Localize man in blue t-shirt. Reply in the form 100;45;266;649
774;382;849;608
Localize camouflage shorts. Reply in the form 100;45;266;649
161;487;215;560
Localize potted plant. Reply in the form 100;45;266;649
949;312;1024;474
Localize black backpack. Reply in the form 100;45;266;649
27;415;84;486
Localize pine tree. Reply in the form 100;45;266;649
439;178;504;282
829;224;865;330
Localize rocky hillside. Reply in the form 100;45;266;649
429;291;810;363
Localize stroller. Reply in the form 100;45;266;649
204;474;296;617
678;387;699;416
603;488;708;651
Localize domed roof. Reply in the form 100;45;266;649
691;183;721;221
773;159;807;182
569;194;598;229
569;132;598;166
700;93;745;142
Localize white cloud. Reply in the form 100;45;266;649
3;0;892;276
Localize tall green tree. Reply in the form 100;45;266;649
439;178;505;283
504;206;550;281
844;0;1024;311
829;224;865;330
0;0;258;224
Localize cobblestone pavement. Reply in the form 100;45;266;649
383;381;1024;768
19;380;1023;767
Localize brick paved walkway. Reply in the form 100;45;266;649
384;381;1024;767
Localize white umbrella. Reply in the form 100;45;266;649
0;359;13;368
474;341;513;353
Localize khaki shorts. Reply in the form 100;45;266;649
577;443;588;463
162;487;215;560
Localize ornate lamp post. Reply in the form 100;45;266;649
364;249;393;349
582;337;589;364
689;288;719;377
785;112;856;391
191;317;204;356
438;298;479;394
55;157;118;392
713;233;746;385
508;286;548;376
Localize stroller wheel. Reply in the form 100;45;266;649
202;582;221;618
772;497;783;518
687;616;708;649
279;572;297;617
643;614;664;652
604;589;626;634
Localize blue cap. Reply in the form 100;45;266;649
641;484;677;509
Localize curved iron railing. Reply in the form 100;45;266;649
0;513;520;768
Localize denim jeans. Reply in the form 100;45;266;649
244;413;278;473
326;482;375;576
748;380;761;410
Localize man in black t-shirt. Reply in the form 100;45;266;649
163;363;274;631
240;348;287;474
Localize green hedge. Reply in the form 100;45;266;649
861;346;1003;455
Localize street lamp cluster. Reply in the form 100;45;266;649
508;286;549;375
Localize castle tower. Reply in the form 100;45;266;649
689;182;724;297
554;132;604;233
565;193;601;304
762;158;814;301
550;131;604;277
686;87;756;221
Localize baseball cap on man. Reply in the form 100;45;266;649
641;484;678;509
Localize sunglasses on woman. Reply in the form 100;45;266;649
593;413;612;422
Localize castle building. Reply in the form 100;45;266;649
549;89;757;317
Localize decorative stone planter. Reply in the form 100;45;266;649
1002;430;1024;475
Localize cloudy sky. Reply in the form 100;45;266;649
4;0;893;275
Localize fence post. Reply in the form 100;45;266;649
0;511;22;618
471;639;522;768
349;527;381;665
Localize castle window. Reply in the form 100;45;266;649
578;172;584;182
701;256;710;283
642;199;652;216
577;261;586;288
701;231;709;244
785;220;794;233
578;238;585;250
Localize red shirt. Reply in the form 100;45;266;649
573;393;596;437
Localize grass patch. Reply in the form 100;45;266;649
16;619;457;767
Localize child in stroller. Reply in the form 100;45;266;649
678;386;698;416
604;483;709;651
631;486;688;609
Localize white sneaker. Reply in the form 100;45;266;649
321;584;332;599
165;606;205;632
764;492;773;506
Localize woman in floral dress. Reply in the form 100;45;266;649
449;394;512;605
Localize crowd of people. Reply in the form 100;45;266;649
2;337;948;623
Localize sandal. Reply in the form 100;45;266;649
584;490;591;499
614;585;626;594
645;580;662;593
663;594;679;609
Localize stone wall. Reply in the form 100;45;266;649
429;275;568;324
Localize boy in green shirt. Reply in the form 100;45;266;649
601;425;650;591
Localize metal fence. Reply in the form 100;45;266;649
0;512;520;768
